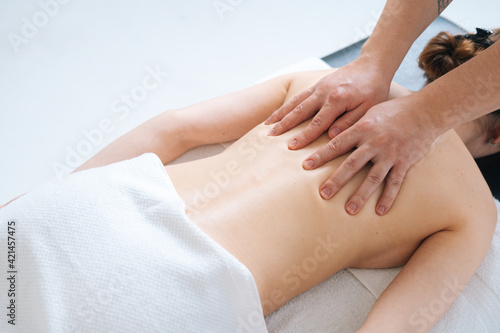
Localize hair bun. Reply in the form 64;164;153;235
418;31;480;83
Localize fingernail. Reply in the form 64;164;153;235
264;116;272;125
329;126;341;138
267;128;276;136
377;206;386;215
303;159;314;169
321;187;331;199
289;139;297;149
347;202;357;214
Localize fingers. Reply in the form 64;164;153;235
286;99;349;149
268;94;320;136
375;165;407;215
306;144;374;203
265;87;314;125
302;128;360;170
327;104;368;139
344;163;392;215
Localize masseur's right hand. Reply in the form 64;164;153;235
265;55;392;145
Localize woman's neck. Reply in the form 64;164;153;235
453;120;488;158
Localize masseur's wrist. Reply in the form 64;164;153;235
349;53;394;105
403;87;452;141
358;32;406;84
356;46;395;93
385;91;447;160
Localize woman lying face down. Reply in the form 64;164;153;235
73;28;499;332
2;29;499;332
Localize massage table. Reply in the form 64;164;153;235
168;17;500;332
1;10;498;332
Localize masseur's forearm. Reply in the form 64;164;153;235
74;110;192;172
360;0;451;82
407;40;500;135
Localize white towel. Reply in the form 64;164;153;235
0;153;267;333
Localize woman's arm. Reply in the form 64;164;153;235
357;210;497;332
74;69;412;172
74;74;292;172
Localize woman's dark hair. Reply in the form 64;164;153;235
418;28;500;198
418;28;500;84
418;28;500;122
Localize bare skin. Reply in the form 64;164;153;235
2;69;497;332
266;0;500;217
161;70;497;331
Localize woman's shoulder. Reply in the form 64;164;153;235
407;129;497;230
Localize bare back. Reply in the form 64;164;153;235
164;70;494;315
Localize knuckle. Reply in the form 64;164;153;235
357;118;375;132
306;86;317;94
293;103;304;116
327;138;340;152
310;116;323;128
326;90;341;104
340;117;355;128
278;115;296;132
389;177;402;188
388;168;405;188
315;85;328;97
345;156;358;170
273;110;283;121
279;106;289;117
367;173;383;185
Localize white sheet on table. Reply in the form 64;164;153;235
169;57;500;332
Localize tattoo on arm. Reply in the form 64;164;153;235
437;0;453;15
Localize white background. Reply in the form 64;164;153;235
0;0;498;203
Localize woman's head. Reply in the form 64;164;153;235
418;28;500;158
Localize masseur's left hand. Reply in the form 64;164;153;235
301;95;439;215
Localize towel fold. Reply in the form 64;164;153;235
0;153;267;333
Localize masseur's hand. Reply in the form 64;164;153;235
303;96;439;215
265;56;391;144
